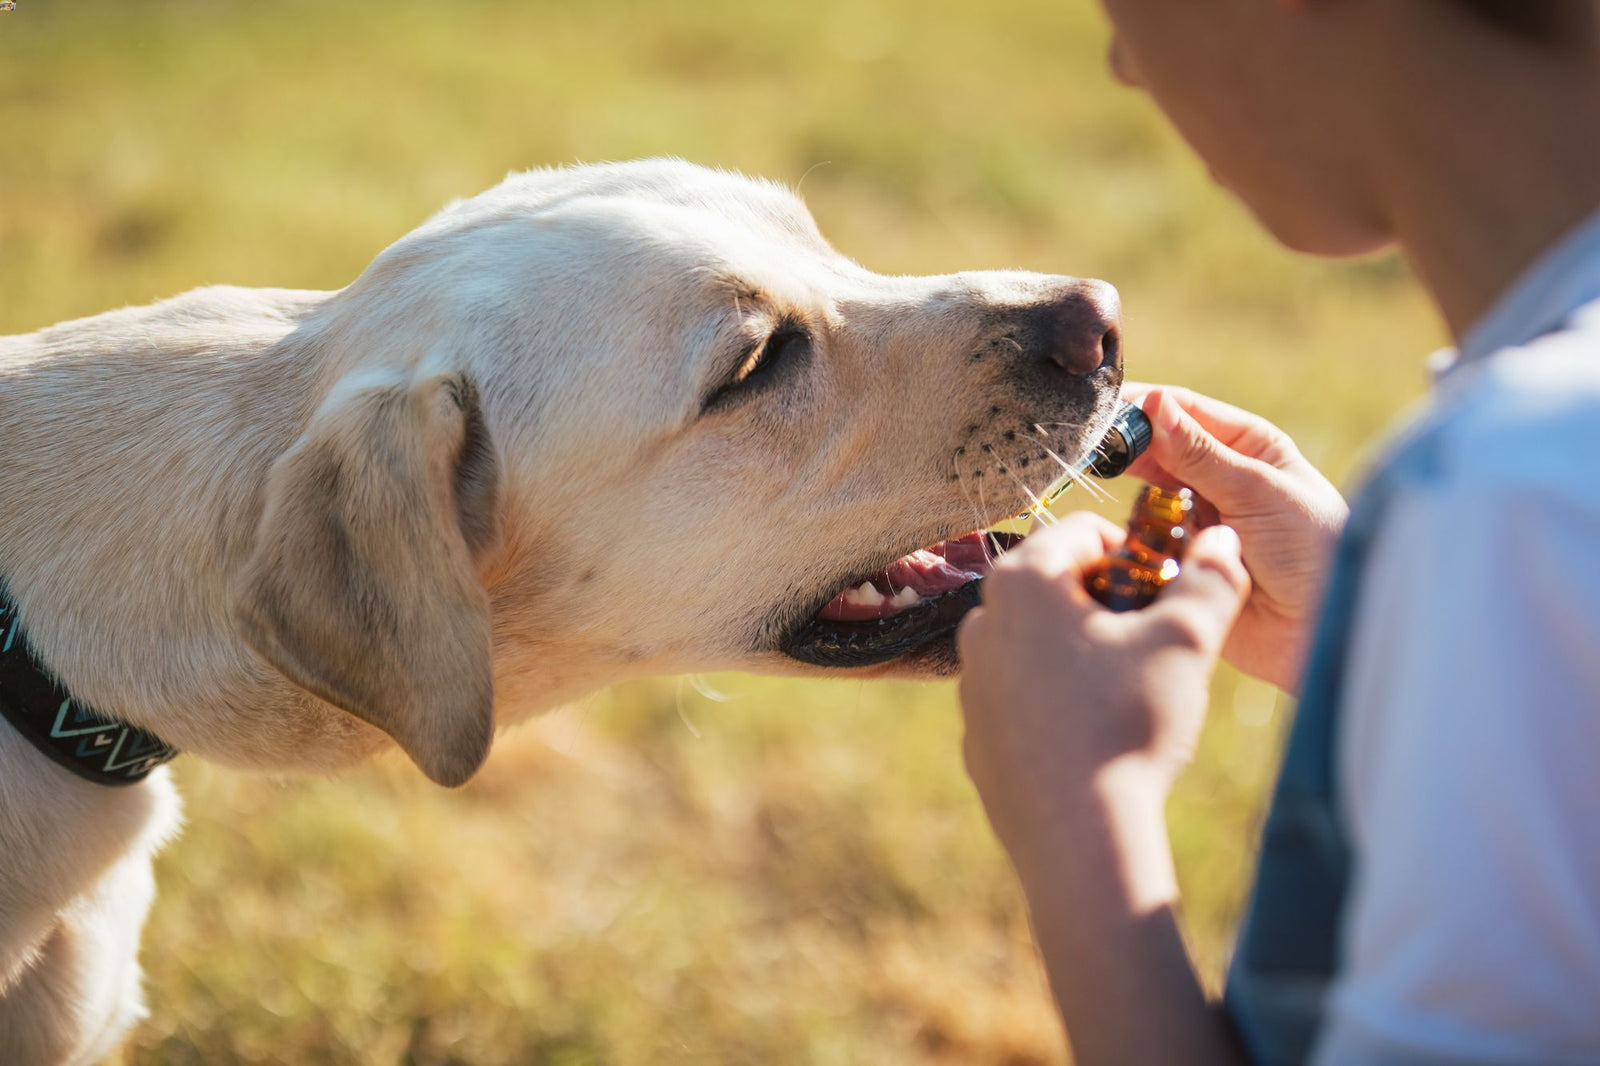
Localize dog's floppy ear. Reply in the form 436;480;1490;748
234;367;503;787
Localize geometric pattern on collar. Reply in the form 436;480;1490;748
0;588;179;786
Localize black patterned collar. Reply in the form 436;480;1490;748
0;587;179;786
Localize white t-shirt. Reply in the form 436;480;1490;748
1313;217;1600;1065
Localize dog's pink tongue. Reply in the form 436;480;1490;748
815;536;994;622
939;532;999;571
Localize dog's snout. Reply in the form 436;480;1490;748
1045;281;1122;377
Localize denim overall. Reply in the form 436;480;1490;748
1222;206;1600;1060
1224;423;1446;1066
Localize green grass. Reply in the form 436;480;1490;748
1;1;1441;1063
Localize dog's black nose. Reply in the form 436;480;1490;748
1044;281;1122;376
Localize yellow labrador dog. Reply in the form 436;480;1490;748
0;159;1122;1064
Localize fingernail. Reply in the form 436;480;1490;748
1201;523;1241;555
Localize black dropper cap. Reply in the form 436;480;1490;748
1086;402;1154;479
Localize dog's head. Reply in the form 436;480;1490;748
234;159;1122;785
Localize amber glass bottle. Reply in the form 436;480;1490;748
1085;485;1197;611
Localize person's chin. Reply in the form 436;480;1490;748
1252;199;1394;259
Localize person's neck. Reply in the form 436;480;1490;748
1369;25;1600;340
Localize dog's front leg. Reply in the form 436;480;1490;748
0;759;181;1066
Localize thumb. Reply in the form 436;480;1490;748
1148;524;1251;653
995;510;1124;583
1144;390;1273;514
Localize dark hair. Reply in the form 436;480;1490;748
1448;0;1595;41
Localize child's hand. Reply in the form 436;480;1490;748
1119;385;1348;692
958;512;1249;866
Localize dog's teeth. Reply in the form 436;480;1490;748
842;581;886;607
889;586;921;610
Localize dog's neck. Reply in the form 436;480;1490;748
0;587;179;785
0;288;401;774
0;287;635;780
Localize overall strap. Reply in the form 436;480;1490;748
1224;428;1444;1066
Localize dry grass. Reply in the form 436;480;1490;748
0;0;1441;1062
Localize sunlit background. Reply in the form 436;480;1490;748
1;1;1442;1063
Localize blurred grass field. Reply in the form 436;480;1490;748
1;1;1443;1063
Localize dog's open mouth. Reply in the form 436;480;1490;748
776;401;1146;670
779;530;1024;668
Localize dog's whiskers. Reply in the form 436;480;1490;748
1004;468;1058;528
1040;443;1113;504
687;673;732;702
953;456;997;567
673;676;704;739
975;472;999;540
1030;420;1114;500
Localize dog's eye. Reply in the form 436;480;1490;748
705;327;810;409
739;328;808;385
